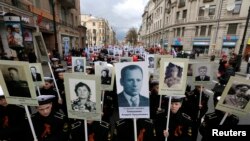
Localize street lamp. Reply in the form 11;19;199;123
50;0;58;51
236;6;250;72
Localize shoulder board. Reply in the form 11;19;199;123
100;121;110;128
71;121;82;129
54;111;65;119
182;113;191;120
144;119;153;124
116;119;126;126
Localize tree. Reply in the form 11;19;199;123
125;27;138;46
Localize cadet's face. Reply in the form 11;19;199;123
121;69;143;96
58;72;64;79
9;69;19;81
44;82;53;89
170;102;182;114
0;98;8;107
37;103;52;117
199;68;207;76
77;86;89;99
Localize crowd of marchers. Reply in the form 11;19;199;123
1;45;250;141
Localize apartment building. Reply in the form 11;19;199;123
0;0;86;58
81;14;117;47
139;0;250;56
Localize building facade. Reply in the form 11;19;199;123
139;0;250;56
81;14;117;47
0;0;86;58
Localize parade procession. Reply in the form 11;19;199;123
1;0;250;141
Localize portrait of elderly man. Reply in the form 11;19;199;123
118;65;149;107
223;84;250;109
195;66;210;81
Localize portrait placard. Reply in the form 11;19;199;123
64;73;102;120
215;77;250;116
95;62;115;91
154;55;173;69
159;58;188;96
146;54;155;69
193;62;213;84
29;63;45;86
115;62;149;119
33;32;49;62
187;63;194;77
119;57;133;63
0;70;9;99
72;57;86;73
0;60;38;106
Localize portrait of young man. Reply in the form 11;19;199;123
195;66;210;81
72;57;86;73
30;66;42;81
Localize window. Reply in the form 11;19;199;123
183;10;187;19
209;5;216;15
182;27;185;36
208;25;212;36
227;24;238;35
195;26;199;36
177;28;181;36
93;22;95;26
178;0;185;8
200;26;206;36
176;11;180;20
93;29;96;34
233;0;242;14
199;7;205;16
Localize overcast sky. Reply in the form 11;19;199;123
80;0;149;41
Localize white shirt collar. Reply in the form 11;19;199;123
123;92;139;106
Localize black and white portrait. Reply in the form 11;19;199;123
193;63;212;83
72;57;86;73
216;77;250;116
115;62;149;118
0;60;37;106
33;32;49;62
164;62;183;89
64;73;101;120
147;55;155;69
29;63;44;86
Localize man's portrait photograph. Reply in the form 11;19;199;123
72;57;86;73
187;63;193;76
0;60;38;106
29;63;44;86
115;62;149;119
63;73;101;120
216;77;250;116
95;62;115;91
147;54;155;69
193;63;212;84
159;58;188;95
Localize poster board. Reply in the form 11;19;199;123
158;58;188;96
64;73;102;120
71;57;86;73
33;32;49;62
115;62;149;119
0;60;38;106
192;62;213;85
29;63;45;86
215;76;250;116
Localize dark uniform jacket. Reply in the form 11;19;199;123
117;92;149;107
114;119;156;141
25;110;69;141
154;111;192;141
0;105;26;141
6;80;31;97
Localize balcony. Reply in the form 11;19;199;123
176;19;186;24
197;15;215;21
60;0;75;9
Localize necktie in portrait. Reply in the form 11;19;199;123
131;97;137;106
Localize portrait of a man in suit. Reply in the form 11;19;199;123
30;66;42;81
118;65;149;107
74;59;84;72
195;66;210;81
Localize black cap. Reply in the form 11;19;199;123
171;96;184;103
235;84;250;89
0;94;5;99
37;95;55;105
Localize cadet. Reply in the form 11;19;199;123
114;119;156;141
154;96;192;141
25;95;70;141
0;94;26;141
